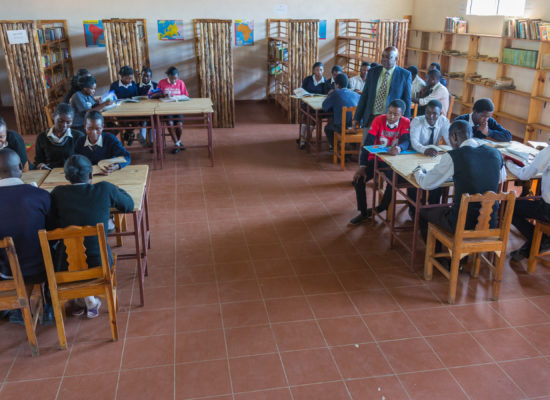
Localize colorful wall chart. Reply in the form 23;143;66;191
83;20;105;47
158;20;184;40
235;20;254;46
319;20;327;40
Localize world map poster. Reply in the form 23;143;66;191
158;20;184;40
235;20;254;46
83;20;105;47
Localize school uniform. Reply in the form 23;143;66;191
34;128;85;169
158;78;189;97
417;83;450;116
440;77;448;87
354;115;411;215
70;91;96;131
507;146;550;251
109;80;138;99
138;81;158;96
301;75;326;95
411;75;426;98
349;75;367;92
455;113;512;142
1;130;28;167
322;88;360;147
74;132;130;168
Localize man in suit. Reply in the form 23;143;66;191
353;47;412;140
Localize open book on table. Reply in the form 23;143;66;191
293;88;317;98
92;157;127;175
423;144;453;153
364;145;418;155
160;95;190;102
527;141;548;151
501;142;539;167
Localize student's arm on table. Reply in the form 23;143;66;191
414;153;454;190
507;146;550;181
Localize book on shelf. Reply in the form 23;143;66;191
502;48;538;69
444;17;467;34
503;18;550;40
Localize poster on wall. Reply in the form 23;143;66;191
319;20;327;40
158;20;185;40
83;20;105;47
235;20;254;46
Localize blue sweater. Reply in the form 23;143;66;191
322;88;360;132
302;75;327;95
0;183;50;277
74;132;131;168
455;114;512;142
138;81;158;96
109;81;138;99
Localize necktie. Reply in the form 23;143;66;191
428;127;435;145
374;71;390;114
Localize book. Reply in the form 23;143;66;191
93;157;127;175
424;144;453;152
160;95;190;102
364;145;418;155
119;98;140;103
101;90;117;103
293;88;315;98
527;141;548;150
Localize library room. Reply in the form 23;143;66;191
0;0;550;398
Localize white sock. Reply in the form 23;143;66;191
84;296;98;309
140;128;147;139
175;140;182;146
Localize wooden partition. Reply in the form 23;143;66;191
193;19;235;128
0;20;49;135
103;19;150;83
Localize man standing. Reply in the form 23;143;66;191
349;62;370;93
353;47;411;139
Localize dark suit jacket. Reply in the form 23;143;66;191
354;65;411;126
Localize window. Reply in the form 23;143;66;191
467;0;526;16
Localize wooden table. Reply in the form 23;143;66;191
155;98;214;168
40;165;151;306
102;100;159;169
21;170;50;186
295;95;331;155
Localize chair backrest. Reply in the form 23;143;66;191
38;224;110;288
0;237;30;308
454;191;516;243
411;103;418;119
340;106;360;135
447;95;455;120
44;103;56;127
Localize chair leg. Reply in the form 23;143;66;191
527;224;543;274
50;293;68;350
424;227;436;281
333;137;338;165
105;284;119;342
21;305;39;357
471;253;481;278
340;139;345;171
447;254;461;304
491;253;506;301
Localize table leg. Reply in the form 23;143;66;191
409;188;423;271
371;157;378;223
144;188;151;250
155;115;164;170
389;171;397;248
315;109;322;156
132;211;145;306
151;115;158;170
207;113;214;167
305;106;313;153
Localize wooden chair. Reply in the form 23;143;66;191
44;103;57;127
38;223;118;350
0;237;42;357
527;221;550;274
333;106;363;170
447;95;455;120
424;191;516;304
411;103;419;119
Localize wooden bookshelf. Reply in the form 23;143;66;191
266;19;290;118
406;28;550;142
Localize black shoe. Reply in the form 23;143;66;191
510;248;530;262
299;141;306;150
8;310;24;326
42;303;54;326
172;147;181;154
349;210;372;225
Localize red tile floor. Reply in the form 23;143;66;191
2;102;550;399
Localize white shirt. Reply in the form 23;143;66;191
507;145;550;203
411;75;426;98
47;127;72;144
119;80;133;89
414;138;506;190
349;74;366;91
84;134;103;149
0;177;24;187
468;113;475;127
418;83;450;116
312;75;325;86
410;115;450;154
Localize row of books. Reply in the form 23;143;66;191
444;17;467;34
269;41;288;62
41;48;70;68
37;26;66;44
502;18;550;41
502;47;539;69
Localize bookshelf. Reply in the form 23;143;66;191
266;19;290;119
406;28;550;142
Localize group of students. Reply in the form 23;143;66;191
301;45;548;265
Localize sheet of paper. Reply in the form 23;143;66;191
7;30;29;44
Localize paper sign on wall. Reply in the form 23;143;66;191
83;20;105;47
274;4;288;15
319;20;327;40
158;20;184;40
6;30;29;45
235;20;254;46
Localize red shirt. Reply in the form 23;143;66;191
367;115;411;160
157;78;189;97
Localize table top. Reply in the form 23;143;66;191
155;98;214;115
297;95;327;111
21;170;50;186
102;100;159;117
39;165;149;211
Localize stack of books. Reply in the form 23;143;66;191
444;17;467;34
502;18;550;40
502;48;539;68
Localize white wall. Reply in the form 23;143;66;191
0;0;413;105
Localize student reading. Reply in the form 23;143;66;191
348;62;370;93
0;117;28;170
298;62;327;149
412;69;449;117
455;98;512;142
70;75;113;133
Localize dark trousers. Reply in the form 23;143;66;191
419;205;455;243
407;187;444;214
512;199;550;250
324;121;336;148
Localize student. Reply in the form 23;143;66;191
70;76;113;132
34;103;85;170
74;111;130;172
429;62;447;87
49;155;134;318
322;74;360;150
0;117;28;169
455;98;512;142
407;65;426;99
349;62;370;93
138;67;158;96
109;65;138;99
350;99;411;225
507;145;550;261
158;66;189;154
415;120;506;243
63;68;91;104
301;61;326;95
413;69;449;116
324;65;344;93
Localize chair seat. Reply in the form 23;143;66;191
335;132;363;142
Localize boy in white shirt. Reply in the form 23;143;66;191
407;66;426;99
349;62;370;93
413;69;449;117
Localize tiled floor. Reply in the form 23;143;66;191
2;102;550;399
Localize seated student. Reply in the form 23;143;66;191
455;98;512;142
74;111;130;173
34;103;85;170
322;74;361;151
407;65;426;99
0;117;28;170
70;75;113;133
506;145;550;261
158;66;189;154
350;99;411;225
138;67;158;96
298;62;326;149
413;69;449;117
429;62;447;87
349;62;370;93
324;65;344;94
415;120;506;245
109;65;138;99
49;155;134;318
63;68;91;104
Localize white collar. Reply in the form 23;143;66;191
460;138;480;148
468;113;475;127
139;81;153;87
422;115;444;129
430;82;442;91
84;134;103;148
0;177;24;187
386;117;400;129
119;80;133;89
312;75;325;86
47;127;72;144
0;141;6;150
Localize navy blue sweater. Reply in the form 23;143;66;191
302;75;327;95
0;183;50;277
455;114;512;142
138;81;158;96
34;129;85;168
322;88;360;132
5;130;28;167
109;81;138;99
74;132;131;168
